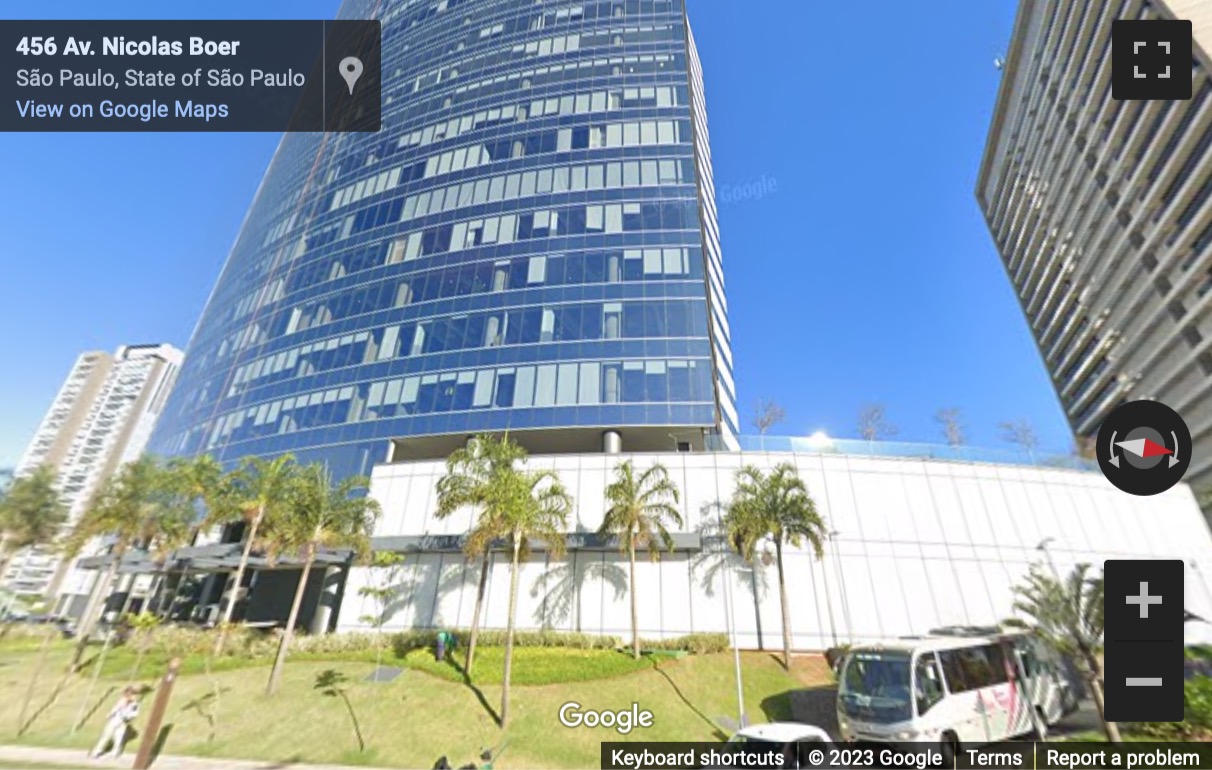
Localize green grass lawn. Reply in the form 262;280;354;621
0;640;811;769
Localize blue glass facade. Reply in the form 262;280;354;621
148;0;736;479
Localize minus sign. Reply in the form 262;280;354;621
1126;678;1164;686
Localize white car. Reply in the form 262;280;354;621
723;722;834;769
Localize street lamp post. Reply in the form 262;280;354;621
830;530;854;644
1037;537;1061;582
819;533;839;648
714;507;746;728
0;555;30;620
721;554;747;728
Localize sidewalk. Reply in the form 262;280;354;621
0;745;408;770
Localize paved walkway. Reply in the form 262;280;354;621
0;745;409;770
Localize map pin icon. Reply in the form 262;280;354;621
339;56;364;95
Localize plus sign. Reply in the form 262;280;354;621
1126;581;1163;618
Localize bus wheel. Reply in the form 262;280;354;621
940;733;960;766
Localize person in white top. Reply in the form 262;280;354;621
90;686;140;760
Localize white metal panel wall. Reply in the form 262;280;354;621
338;451;1212;650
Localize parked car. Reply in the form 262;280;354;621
722;722;833;769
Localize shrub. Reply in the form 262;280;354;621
390;628;619;656
1187;645;1212;662
639;633;730;654
137;624;280;659
292;631;384;656
1127;677;1212;739
391;630;439;656
0;623;60;646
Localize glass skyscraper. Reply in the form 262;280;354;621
149;0;735;479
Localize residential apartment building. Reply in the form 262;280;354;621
977;0;1212;501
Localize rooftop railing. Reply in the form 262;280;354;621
714;435;1098;472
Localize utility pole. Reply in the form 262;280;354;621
715;506;746;728
133;657;181;770
1037;538;1062;582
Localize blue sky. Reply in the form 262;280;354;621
0;0;1072;467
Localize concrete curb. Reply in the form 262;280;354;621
0;744;409;770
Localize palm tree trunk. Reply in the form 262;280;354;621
266;548;316;696
148;572;166;616
0;546;18;622
629;541;640;660
118;575;137;618
775;539;792;670
465;550;490;677
163;568;187;621
78;550;122;638
72;544;126;669
17;625;56;736
129;632;150;683
500;535;521;728
214;510;262;656
1084;651;1122;743
0;545;16;590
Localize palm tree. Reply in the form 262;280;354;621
598;460;682;659
434;434;526;677
264;464;379;696
357;551;406;674
212;454;298;655
165;454;229;536
68;457;194;654
723;463;826;670
496;466;572;728
0;465;68;610
1013;563;1120;743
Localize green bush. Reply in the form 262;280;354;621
1127;677;1212;739
139;624;279;658
0;622;61;647
640;633;730;654
113;623;723;662
391;629;439;656
391;628;620;655
292;631;386;656
1186;645;1212;662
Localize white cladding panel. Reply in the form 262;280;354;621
338;451;1212;649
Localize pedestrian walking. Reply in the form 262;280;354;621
90;686;140;760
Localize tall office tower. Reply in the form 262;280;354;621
977;0;1212;501
148;0;736;481
6;345;183;601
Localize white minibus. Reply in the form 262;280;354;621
836;628;1077;760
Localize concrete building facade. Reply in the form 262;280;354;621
5;345;183;603
977;0;1212;501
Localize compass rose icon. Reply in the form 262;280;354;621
1097;401;1192;496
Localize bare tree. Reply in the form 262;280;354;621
935;408;966;446
856;404;897;441
999;419;1040;457
751;398;786;436
1072;435;1097;460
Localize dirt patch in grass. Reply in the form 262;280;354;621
787;653;835;688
